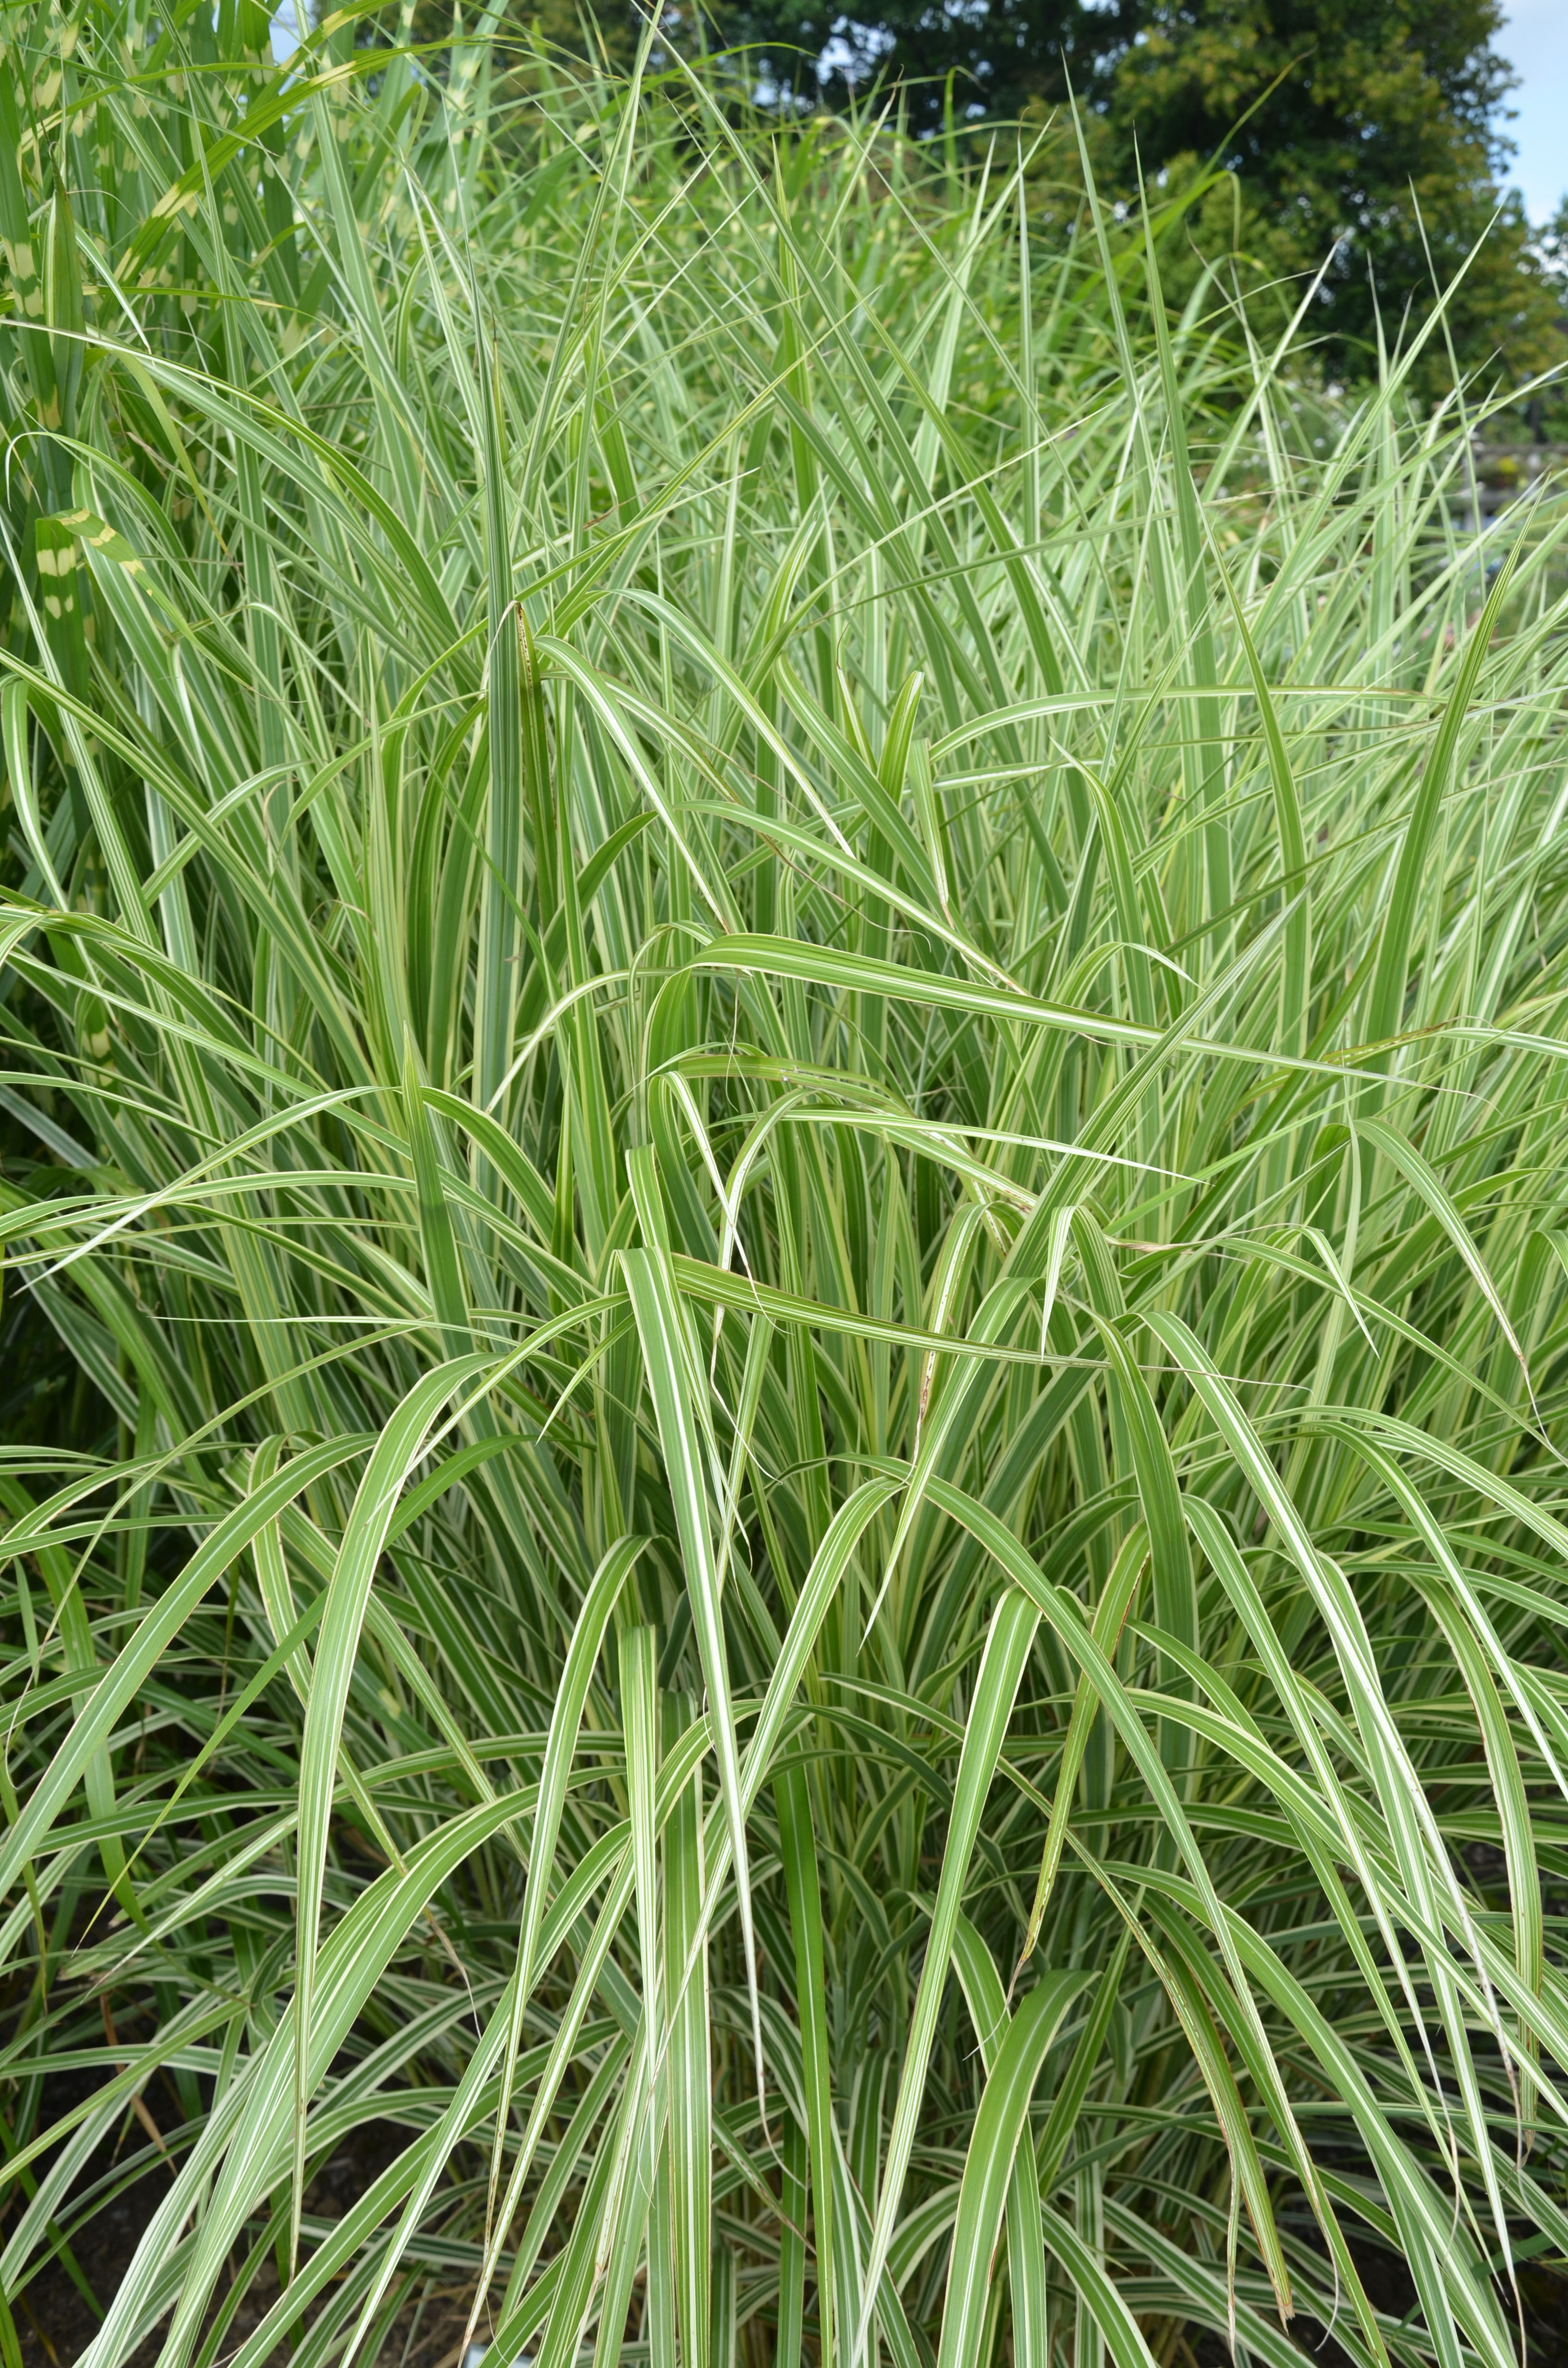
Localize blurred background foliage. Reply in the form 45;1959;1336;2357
382;0;1568;409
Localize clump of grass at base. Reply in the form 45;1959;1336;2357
3;11;1568;2368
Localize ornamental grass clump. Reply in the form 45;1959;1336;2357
2;9;1568;2366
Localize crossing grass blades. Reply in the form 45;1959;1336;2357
3;4;1568;2365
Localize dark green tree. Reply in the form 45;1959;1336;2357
1103;0;1563;392
710;0;1130;126
703;0;1563;395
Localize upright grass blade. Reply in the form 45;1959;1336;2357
856;1587;1040;2362
939;1971;1087;2368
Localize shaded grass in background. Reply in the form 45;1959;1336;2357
3;9;1568;2366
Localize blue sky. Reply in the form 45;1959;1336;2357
1497;0;1568;225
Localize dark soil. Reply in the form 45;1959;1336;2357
16;2090;1568;2365
1182;2236;1568;2368
12;2154;169;2368
26;2205;1568;2368
14;2122;473;2368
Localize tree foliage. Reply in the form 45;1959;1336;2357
711;0;1128;128
1102;0;1563;393
705;0;1565;393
